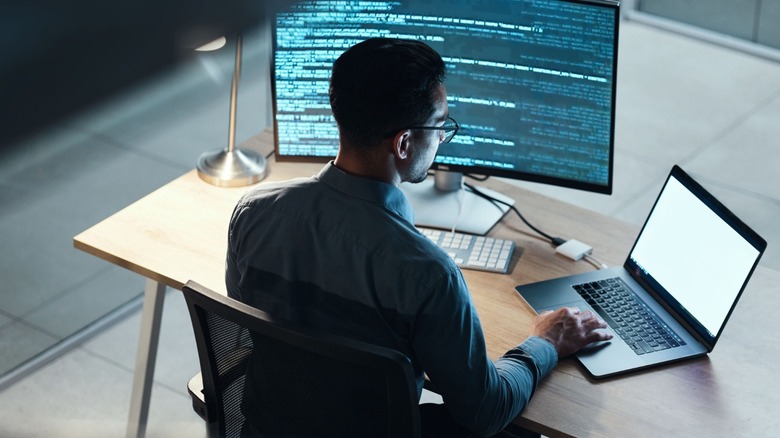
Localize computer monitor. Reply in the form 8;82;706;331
272;0;619;234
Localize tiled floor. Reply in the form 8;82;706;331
0;19;778;437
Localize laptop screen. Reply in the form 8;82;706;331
626;167;765;345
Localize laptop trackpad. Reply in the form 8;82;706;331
536;301;588;313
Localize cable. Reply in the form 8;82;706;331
264;149;276;160
463;182;565;246
584;254;609;270
463;173;490;182
463;181;610;271
463;181;613;271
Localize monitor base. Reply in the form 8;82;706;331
400;174;514;235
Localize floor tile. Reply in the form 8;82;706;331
683;92;780;201
0;311;12;330
0;350;128;438
607;173;668;226
0;124;90;178
83;288;201;391
637;0;757;41
0;130;186;317
615;22;780;165
694;179;780;272
0;321;59;376
151;289;203;390
79;302;142;374
145;384;208;438
23;266;142;339
0;347;205;438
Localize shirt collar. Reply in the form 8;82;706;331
316;162;414;223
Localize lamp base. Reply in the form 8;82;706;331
196;148;268;187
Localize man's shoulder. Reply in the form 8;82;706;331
237;176;319;206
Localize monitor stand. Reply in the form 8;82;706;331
400;171;514;235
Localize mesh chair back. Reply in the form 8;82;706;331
182;281;420;438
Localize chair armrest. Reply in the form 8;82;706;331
187;346;252;422
188;372;207;421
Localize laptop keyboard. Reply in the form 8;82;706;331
573;278;686;355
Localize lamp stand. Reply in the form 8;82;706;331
197;33;268;187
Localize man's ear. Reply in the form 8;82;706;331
392;130;412;160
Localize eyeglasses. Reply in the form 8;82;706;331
390;117;460;144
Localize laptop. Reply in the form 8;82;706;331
515;165;767;378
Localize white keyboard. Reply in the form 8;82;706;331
418;227;515;274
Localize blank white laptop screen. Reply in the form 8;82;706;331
629;176;760;338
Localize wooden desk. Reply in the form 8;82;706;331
75;131;780;437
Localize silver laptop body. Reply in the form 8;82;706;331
516;165;766;378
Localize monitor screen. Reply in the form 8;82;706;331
272;0;619;195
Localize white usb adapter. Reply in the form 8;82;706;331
555;239;593;261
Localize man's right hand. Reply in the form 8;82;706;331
531;307;613;358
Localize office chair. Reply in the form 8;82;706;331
182;280;421;437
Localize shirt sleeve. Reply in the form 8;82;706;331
411;268;558;437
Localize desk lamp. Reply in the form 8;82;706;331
196;33;268;187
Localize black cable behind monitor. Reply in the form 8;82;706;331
463;181;566;246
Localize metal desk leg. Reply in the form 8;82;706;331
126;279;167;438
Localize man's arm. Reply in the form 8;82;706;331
412;270;611;436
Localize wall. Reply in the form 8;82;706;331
638;0;780;49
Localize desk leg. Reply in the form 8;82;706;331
125;279;167;438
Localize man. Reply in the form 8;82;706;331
226;37;611;437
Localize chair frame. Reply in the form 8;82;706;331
182;280;421;437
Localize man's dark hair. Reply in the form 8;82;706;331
329;38;446;150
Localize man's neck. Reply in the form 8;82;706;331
333;150;399;186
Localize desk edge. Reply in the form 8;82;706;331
73;237;185;291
